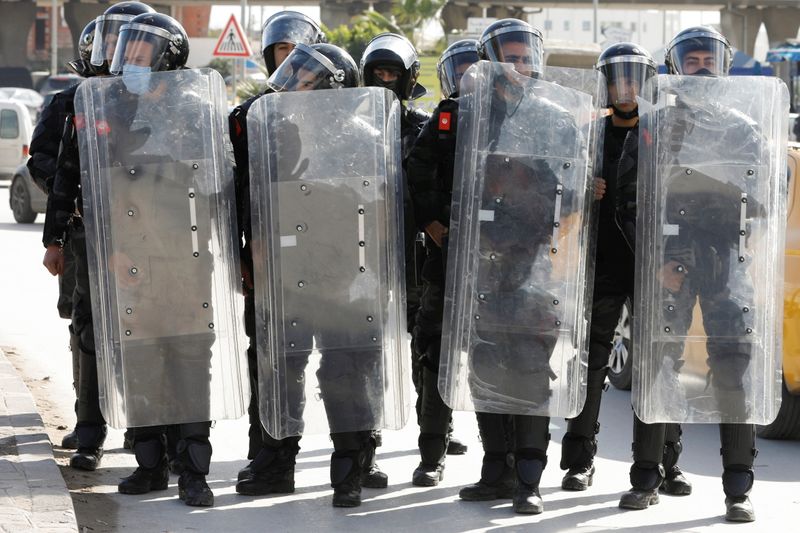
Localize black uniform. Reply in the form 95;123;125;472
618;102;757;497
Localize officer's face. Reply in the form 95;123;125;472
274;42;295;69
105;33;119;63
682;50;716;75
500;41;535;77
373;66;401;83
123;39;156;68
609;77;639;112
292;67;320;91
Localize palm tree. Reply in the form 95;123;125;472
392;0;447;47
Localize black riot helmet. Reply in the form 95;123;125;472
478;19;543;78
90;2;155;72
596;42;656;117
110;13;189;75
261;11;326;75
437;39;479;99
665;26;731;77
268;43;359;93
360;33;426;100
69;19;100;77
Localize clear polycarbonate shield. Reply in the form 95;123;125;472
75;68;248;429
248;87;410;439
634;74;789;424
439;61;595;417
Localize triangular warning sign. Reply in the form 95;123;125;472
213;15;253;57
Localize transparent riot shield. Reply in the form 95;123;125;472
248;87;410;439
439;61;595;417
634;75;789;424
75;69;248;429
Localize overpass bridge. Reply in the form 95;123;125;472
1;0;798;69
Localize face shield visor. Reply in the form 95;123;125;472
90;14;137;69
667;34;730;76
262;16;323;72
267;43;345;93
481;29;543;78
597;57;656;106
438;47;479;99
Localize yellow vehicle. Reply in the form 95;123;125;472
759;143;800;439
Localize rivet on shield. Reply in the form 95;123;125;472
664;326;671;333
129;267;138;275
739;230;746;236
192;163;199;170
503;157;510;163
296;224;305;232
489;253;497;260
474;315;480;320
495;197;502;204
289;342;296;348
556;189;563;195
746;328;753;335
359;241;366;247
127;210;135;217
667;305;675;312
747;169;754;176
358;208;365;214
676;265;685;273
555;320;561;327
741;198;747;204
125;330;131;336
743;307;750;313
291;320;298;327
478;293;486;300
300;184;308;191
738;256;745;263
129;169;136;175
553;299;559;305
363;180;370;187
679;209;686;216
553;222;560;228
372;337;378;342
685;169;692;175
193;252;199;257
359;266;366;273
298;281;305;288
189;192;196;199
563;162;571;169
208;323;214;329
366;316;373;322
191;225;197;231
125;308;133;315
551;248;558;254
203;302;209;308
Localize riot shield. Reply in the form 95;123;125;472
633;74;788;424
75;69;248;429
439;61;595;417
248;87;410;439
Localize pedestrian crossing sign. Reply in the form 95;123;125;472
213;15;253;57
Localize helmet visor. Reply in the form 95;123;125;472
110;23;173;75
362;34;417;70
482;30;543;77
598;57;656;105
262;16;322;50
90;14;136;68
668;37;729;76
438;49;479;98
267;44;343;92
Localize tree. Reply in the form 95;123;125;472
323;11;403;64
392;0;446;47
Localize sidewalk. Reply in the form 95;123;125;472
0;348;77;533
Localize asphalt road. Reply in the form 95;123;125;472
0;182;798;533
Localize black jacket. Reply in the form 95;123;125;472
28;84;80;194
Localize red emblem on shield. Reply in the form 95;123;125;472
438;112;452;132
95;120;111;136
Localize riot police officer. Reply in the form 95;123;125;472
228;10;326;497
41;0;155;471
30;18;99;450
559;43;681;492
407;19;555;514
617;27;760;522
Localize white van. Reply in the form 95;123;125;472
0;99;32;178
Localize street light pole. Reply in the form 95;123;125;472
593;0;599;43
51;0;58;75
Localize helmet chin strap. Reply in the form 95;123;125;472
611;104;638;120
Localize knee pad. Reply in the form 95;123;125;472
722;466;754;498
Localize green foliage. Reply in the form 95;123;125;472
237;78;266;102
323;11;403;64
205;58;232;79
392;0;446;46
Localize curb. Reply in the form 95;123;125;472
0;348;78;532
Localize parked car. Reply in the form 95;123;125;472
0;67;33;89
36;74;82;96
8;163;45;224
0;88;43;122
0;99;32;178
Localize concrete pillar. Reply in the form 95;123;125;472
0;0;37;67
63;0;106;60
720;7;761;57
762;7;800;47
441;3;484;34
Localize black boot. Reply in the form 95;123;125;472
178;471;214;507
331;450;364;508
235;439;298;495
361;431;388;489
720;424;757;522
619;462;663;510
459;453;516;501
446;419;467;455
660;424;691;495
61;429;79;449
70;424;107;471
412;433;447;487
560;433;596;491
119;436;169;495
513;451;545;515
